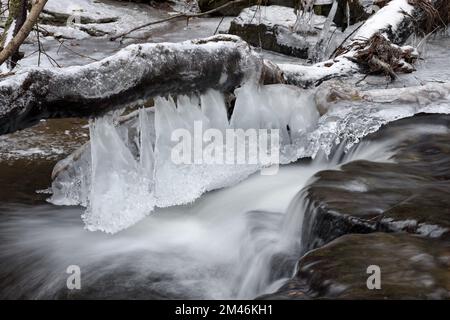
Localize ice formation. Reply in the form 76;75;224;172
50;84;319;233
50;78;450;233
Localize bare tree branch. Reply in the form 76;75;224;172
0;0;47;68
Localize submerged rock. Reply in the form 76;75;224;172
229;5;329;58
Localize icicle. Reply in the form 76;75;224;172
138;108;155;185
293;0;315;33
83;114;155;234
309;0;339;63
51;85;322;233
200;89;229;131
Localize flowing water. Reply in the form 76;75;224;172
0;129;397;299
1;71;450;299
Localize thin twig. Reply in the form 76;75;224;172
36;21;42;66
36;25;99;62
56;39;99;62
213;16;225;35
329;22;364;59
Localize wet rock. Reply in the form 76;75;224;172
263;115;450;300
228;5;328;58
265;233;450;299
301;115;450;251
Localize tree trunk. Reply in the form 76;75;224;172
0;0;47;69
0;0;447;135
10;0;29;69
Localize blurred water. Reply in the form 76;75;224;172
0;131;396;299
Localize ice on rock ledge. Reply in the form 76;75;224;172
50;83;450;233
51;84;319;233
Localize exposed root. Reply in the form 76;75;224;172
352;33;419;80
408;0;449;34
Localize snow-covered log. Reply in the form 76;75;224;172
280;0;448;87
0;35;267;135
0;0;446;134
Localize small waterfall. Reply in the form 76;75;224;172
3;111;448;299
36;77;450;299
231;134;401;299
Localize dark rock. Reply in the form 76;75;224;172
301;115;450;251
228;5;327;58
265;114;450;300
266;233;450;299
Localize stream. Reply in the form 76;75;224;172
0;1;449;301
0;128;397;299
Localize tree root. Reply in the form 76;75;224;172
352;33;419;79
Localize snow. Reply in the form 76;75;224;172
39;25;91;40
45;0;120;22
279;56;360;85
233;5;298;28
233;5;329;34
0;34;257;124
354;0;414;41
13;1;234;70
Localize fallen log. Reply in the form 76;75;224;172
0;35;267;135
0;0;447;135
